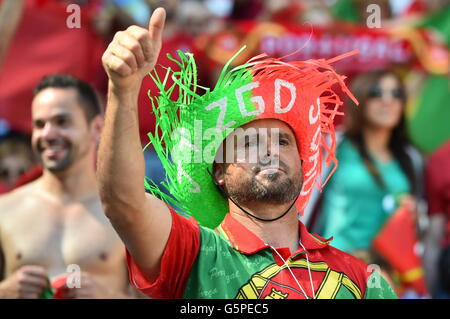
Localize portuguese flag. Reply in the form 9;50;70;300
373;206;428;296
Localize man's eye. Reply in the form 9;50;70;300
34;120;45;129
279;139;289;146
244;137;257;147
56;118;68;126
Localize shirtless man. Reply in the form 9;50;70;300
0;74;134;299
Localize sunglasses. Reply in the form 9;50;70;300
368;86;405;100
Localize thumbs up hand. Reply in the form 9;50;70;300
102;7;166;93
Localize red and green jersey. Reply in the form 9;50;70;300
126;207;398;299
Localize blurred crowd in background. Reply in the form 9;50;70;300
0;0;449;299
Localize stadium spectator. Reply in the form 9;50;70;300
317;70;423;253
0;130;35;194
0;74;139;299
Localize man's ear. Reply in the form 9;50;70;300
213;162;225;185
90;115;104;144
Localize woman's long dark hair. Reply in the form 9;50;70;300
344;70;416;194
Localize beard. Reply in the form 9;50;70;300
44;152;73;172
34;138;75;172
223;162;302;204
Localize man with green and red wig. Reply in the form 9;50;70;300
98;8;398;299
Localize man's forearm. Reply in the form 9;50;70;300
98;8;166;220
97;84;146;219
98;8;172;278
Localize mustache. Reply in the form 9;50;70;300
251;160;289;174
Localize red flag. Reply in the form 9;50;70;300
373;206;428;296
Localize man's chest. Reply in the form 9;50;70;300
1;199;121;275
186;246;364;299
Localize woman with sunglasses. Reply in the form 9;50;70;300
316;70;424;255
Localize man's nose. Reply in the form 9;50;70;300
268;136;281;156
260;139;279;164
40;122;59;139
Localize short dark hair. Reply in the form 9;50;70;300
34;74;101;122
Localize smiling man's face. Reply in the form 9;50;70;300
213;119;303;205
31;88;94;173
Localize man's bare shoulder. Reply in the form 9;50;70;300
0;181;40;219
